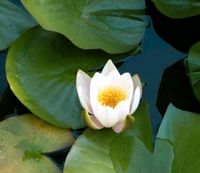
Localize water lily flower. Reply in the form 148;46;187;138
76;60;142;133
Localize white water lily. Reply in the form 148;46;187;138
76;60;142;133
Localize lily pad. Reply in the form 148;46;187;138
152;0;200;19
110;136;173;173
187;41;200;102
0;114;75;173
64;100;200;173
6;26;126;129
0;0;36;51
21;0;147;54
64;129;117;173
64;102;152;173
112;105;200;173
127;101;153;151
157;105;200;172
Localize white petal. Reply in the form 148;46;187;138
116;73;134;104
130;87;141;115
114;100;130;122
94;104;119;128
94;101;129;128
101;59;120;76
77;87;92;113
76;70;92;113
112;121;125;133
90;72;134;123
90;72;108;113
76;70;91;89
132;74;142;96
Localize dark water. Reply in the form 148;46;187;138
0;51;7;94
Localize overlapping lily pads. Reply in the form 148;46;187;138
152;0;200;19
0;114;75;173
110;137;173;173
187;41;200;102
21;0;147;54
157;105;200;172
112;104;200;173
64;102;153;173
0;0;36;51
6;26;126;129
64;102;200;173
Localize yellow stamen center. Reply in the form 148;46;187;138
98;86;127;108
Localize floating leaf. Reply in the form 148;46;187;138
64;100;200;172
0;0;36;51
64;102;152;173
110;136;173;173
187;41;200;102
110;105;200;173
0;114;75;173
157;105;200;172
152;0;200;19
21;0;147;54
127;101;153;151
6;26;126;129
64;129;117;173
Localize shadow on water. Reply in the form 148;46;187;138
157;59;200;116
146;0;200;53
0;51;7;96
119;18;186;136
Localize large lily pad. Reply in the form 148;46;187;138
113;105;200;173
64;102;153;173
152;0;200;19
127;101;153;151
6;26;126;129
0;114;75;173
64;129;117;173
21;0;147;54
110;136;173;173
0;0;36;51
157;105;200;172
187;41;200;102
64;102;200;172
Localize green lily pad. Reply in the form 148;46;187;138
187;41;200;102
21;0;147;54
126;101;153;151
110;136;173;173
112;104;200;173
0;0;36;51
152;0;200;19
6;26;126;129
64;101;200;172
0;114;75;173
64;102;152;173
157;105;200;172
64;129;117;173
